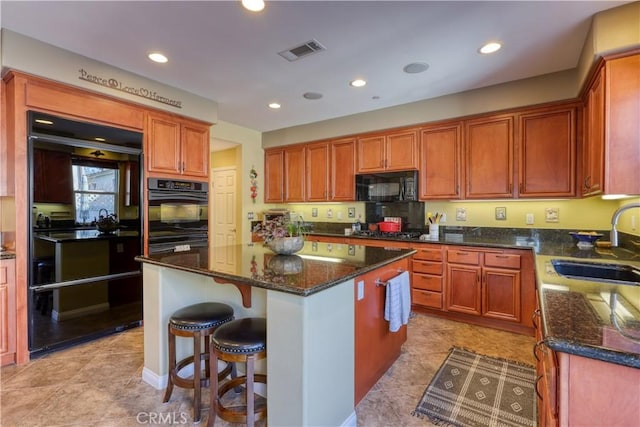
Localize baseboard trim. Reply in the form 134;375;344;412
341;411;357;427
142;367;167;390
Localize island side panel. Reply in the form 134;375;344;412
266;279;356;426
142;263;267;389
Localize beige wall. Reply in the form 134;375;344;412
262;69;579;147
210;121;266;243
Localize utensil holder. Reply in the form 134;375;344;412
429;224;439;240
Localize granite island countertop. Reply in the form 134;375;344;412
136;241;415;297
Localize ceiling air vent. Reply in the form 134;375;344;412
278;39;326;62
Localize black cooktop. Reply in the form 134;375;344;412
351;230;423;240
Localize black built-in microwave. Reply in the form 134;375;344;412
356;171;418;202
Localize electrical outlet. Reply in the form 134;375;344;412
337;210;343;220
440;213;447;223
526;213;534;225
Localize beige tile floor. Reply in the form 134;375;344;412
0;314;535;426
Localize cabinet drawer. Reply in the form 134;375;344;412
413;248;443;262
447;250;480;265
412;289;442;309
413;260;443;275
412;273;442;292
484;253;521;269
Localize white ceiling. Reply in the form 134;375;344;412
1;0;631;137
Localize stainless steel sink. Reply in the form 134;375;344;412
551;259;640;286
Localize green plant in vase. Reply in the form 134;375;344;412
253;216;308;254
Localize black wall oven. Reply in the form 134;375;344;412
148;178;209;254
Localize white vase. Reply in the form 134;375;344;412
267;236;304;255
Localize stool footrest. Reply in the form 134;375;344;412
215;374;268;423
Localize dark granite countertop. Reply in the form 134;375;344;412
311;225;640;368
535;253;640;369
136;242;415;297
35;229;140;243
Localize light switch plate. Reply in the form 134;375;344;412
357;280;364;300
526;213;534;225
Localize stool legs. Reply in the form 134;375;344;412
208;347;267;427
193;330;202;422
246;353;255;427
163;323;176;404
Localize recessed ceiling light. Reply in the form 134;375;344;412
303;92;323;100
148;52;168;63
242;0;264;12
268;102;281;109
350;79;367;88
479;42;502;54
34;119;53;125
94;137;106;142
403;62;429;74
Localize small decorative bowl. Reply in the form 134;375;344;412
569;232;604;248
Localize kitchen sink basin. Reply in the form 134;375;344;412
551;259;640;286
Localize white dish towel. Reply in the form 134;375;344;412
384;271;411;332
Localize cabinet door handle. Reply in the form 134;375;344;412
519;182;523;193
494;254;509;259
477;273;481;284
456;251;469;256
532;309;541;330
534;375;544;401
533;340;544;362
584;175;591;190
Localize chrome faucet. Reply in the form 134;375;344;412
610;202;640;247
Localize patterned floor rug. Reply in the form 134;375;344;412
413;347;537;427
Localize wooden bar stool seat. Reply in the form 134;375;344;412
163;302;234;423
208;317;267;427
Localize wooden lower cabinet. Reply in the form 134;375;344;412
446;247;522;323
534;302;640;427
413;244;533;335
1;258;16;366
354;258;409;405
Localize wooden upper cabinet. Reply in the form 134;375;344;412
305;142;330;201
518;106;577;198
33;149;74;204
583;67;605;196
330;138;356;201
264;148;284;203
464;116;514;199
284;145;305;202
419;123;462;199
603;53;640;195
146;112;210;180
356;129;418;173
180;123;210;178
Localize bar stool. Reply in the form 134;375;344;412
163;302;235;423
208;317;267;427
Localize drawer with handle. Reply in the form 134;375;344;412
412;289;443;309
413;248;443;262
413;260;443;275
484;253;521;269
447;249;481;265
412;273;442;292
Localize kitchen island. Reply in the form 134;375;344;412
136;242;414;426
